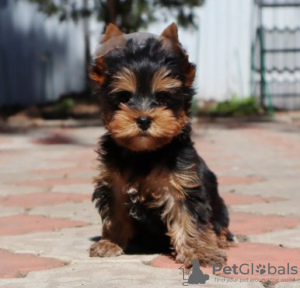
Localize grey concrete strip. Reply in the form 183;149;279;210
0;184;49;196
66;171;96;180
51;183;94;194
224;178;300;200
275;281;300;288
0;226;98;262
249;227;300;249
231;200;300;217
28;202;99;224
0;206;25;217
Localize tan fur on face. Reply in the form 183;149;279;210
110;68;136;94
152;68;182;93
107;103;188;151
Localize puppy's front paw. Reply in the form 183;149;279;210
199;249;227;266
175;253;189;264
89;239;123;257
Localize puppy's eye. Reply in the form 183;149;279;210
116;91;132;103
155;92;172;105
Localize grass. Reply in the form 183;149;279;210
198;96;263;117
51;98;75;114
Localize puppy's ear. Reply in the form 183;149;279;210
91;24;124;84
102;23;124;43
160;23;179;44
90;57;106;85
161;23;195;86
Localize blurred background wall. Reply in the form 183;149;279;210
0;0;299;108
0;0;86;106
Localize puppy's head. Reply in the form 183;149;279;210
91;23;195;152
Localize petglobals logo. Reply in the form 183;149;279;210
213;263;298;276
179;260;210;286
179;261;299;286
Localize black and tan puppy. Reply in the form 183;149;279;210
89;23;233;266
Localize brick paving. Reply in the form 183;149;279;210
0;249;65;278
0;215;87;236
0;121;300;287
0;192;90;208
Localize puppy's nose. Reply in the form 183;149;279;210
136;116;151;131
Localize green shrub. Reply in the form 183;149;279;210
41;98;76;119
205;96;263;117
53;98;75;112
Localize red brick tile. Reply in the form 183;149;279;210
219;176;263;186
0;192;91;209
230;212;300;235
48;160;93;168
150;243;300;282
11;178;91;187
221;193;284;206
51;150;96;162
0;215;87;236
0;249;64;278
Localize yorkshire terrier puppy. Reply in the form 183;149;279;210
89;23;233;266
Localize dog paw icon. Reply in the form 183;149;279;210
256;264;266;274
